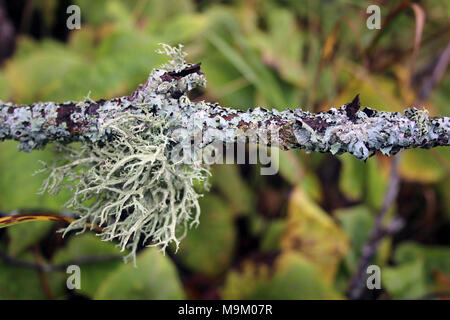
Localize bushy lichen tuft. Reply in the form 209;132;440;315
38;110;210;264
156;43;189;72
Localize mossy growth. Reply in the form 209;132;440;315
38;109;210;264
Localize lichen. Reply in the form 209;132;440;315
37;110;210;264
1;45;449;263
156;43;189;72
2;44;448;162
405;107;430;137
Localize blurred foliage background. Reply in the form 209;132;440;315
0;0;449;300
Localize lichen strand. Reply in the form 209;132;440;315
38;110;210;264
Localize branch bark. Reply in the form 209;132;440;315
0;61;449;160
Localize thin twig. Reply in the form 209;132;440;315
418;43;450;104
0;212;104;233
0;248;122;272
347;153;404;300
33;245;54;299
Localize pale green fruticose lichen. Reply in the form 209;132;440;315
156;43;189;72
37;102;210;265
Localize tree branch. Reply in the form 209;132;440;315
0;54;449;160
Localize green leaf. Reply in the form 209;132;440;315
200;52;254;109
281;187;349;283
206;27;286;108
383;260;428;299
175;195;236;276
0;71;10;98
339;154;388;209
7;221;54;256
3;39;85;103
0;254;45;299
260;219;285;253
0;141;69;212
336;71;400;112
335;205;374;273
382;242;450;299
399;148;449;183
211;164;254;215
0;249;64;299
393;243;450;279
74;0;121;26
158;13;209;44
250;6;308;88
52;233;123;298
301;172;322;202
95;248;185;299
221;252;341;299
277;150;304;186
3;29;166;103
140;0;195;30
339;153;366;201
366;158;388;209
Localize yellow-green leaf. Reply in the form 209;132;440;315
175;195;236;276
281;187;349;283
221;252;341;299
95;248;185;299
